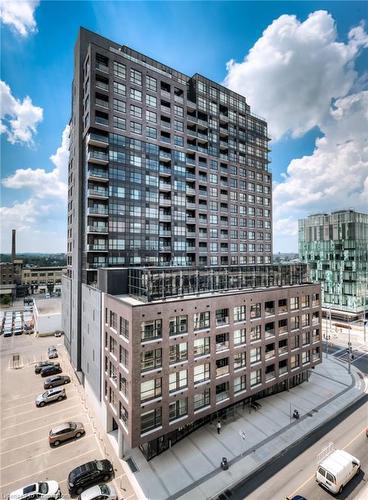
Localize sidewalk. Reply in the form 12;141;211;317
125;357;366;500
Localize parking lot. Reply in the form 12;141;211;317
0;333;137;499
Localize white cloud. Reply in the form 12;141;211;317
3;124;70;199
273;90;368;251
0;0;39;37
224;10;368;140
0;80;43;145
1;125;69;252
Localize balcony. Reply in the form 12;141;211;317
186;158;196;166
160;230;171;237
87;206;108;216
216;365;229;378
216;341;229;352
87;225;108;234
159;198;171;206
216;389;229;403
160;89;171;99
313;335;321;343
186;188;196;196
96;81;109;91
186;216;196;223
186;173;197;181
312;353;320;362
159;214;171;222
279;326;288;335
187;130;197;138
187;244;196;251
87;261;107;269
95;98;109;109
95;116;109;126
96;62;109;73
159;165;172;176
278;346;289;355
186;202;196;209
88;150;108;165
88;169;108;181
159;151;171;162
87;133;109;148
279;365;288;375
265;350;275;360
265;371;276;381
186;230;196;237
265;328;275;339
197;119;208;129
159;183;171;192
87;244;108;252
88;187;108;199
159;245;171;252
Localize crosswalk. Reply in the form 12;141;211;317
333;343;368;363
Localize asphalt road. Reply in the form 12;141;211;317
226;395;368;500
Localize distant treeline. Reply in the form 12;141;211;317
0;253;67;267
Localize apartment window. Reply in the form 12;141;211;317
113;81;126;96
109;362;116;383
146;75;157;92
234;328;246;346
113;61;126;79
119;403;128;426
130;88;142;102
146;110;157;123
194;311;210;330
302;295;310;308
234;351;246;370
290;297;299;310
169;315;188;336
141;319;162;341
250;369;262;387
290;354;300;369
290;315;300;330
109;311;117;330
146;94;157;107
130;104;142;118
216;332;229;352
234;375;246;393
194;363;210;384
119;374;127;396
216;308;229;326
169;370;187;392
250;347;261;364
302;351;310;365
119;345;128;367
174;105;184;117
109;336;117;356
147;126;157;139
216;381;230;402
174;135;184;147
119;317;129;339
130;68;142;86
141;348;162;372
194;337;210;357
250;324;261;341
290;335;300;350
141;407;162;433
234;305;246;322
278;298;288;313
216;357;229;377
113;98;125;113
302;331;311;345
250;303;261;319
113;116;126;130
169;398;188;422
140;378;162;402
131;121;142;135
169;343;188;364
278;318;288;334
193;388;210;410
301;314;310;327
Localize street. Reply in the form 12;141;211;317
228;396;368;499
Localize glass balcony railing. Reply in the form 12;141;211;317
88;206;108;215
216;365;229;377
265;371;276;381
216;390;229;402
279;366;288;375
96;62;109;73
87;225;108;233
265;350;275;360
88;169;108;180
87;244;108;251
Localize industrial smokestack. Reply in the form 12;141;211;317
11;229;16;262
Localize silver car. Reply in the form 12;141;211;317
35;387;66;407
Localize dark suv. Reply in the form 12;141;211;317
68;459;114;496
40;364;62;377
35;361;60;374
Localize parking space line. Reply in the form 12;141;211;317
0;436;46;454
1;414;84;440
1;449;96;489
2;396;79;420
1;404;81;430
1;435;96;471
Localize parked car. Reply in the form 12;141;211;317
35;361;60;374
40;364;62;377
4;328;13;337
48;347;58;359
54;330;64;337
79;483;117;500
68;459;114;496
316;449;360;494
14;327;23;336
35;387;66;407
44;375;71;389
8;481;62;500
49;421;85;447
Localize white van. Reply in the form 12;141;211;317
316;449;360;494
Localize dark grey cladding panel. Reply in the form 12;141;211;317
97;268;129;295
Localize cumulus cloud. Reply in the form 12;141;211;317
273;90;368;250
3;124;70;199
1;125;69;252
0;0;40;37
1;80;43;145
224;10;368;140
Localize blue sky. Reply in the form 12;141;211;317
1;0;367;253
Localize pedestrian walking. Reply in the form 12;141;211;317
217;420;222;434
